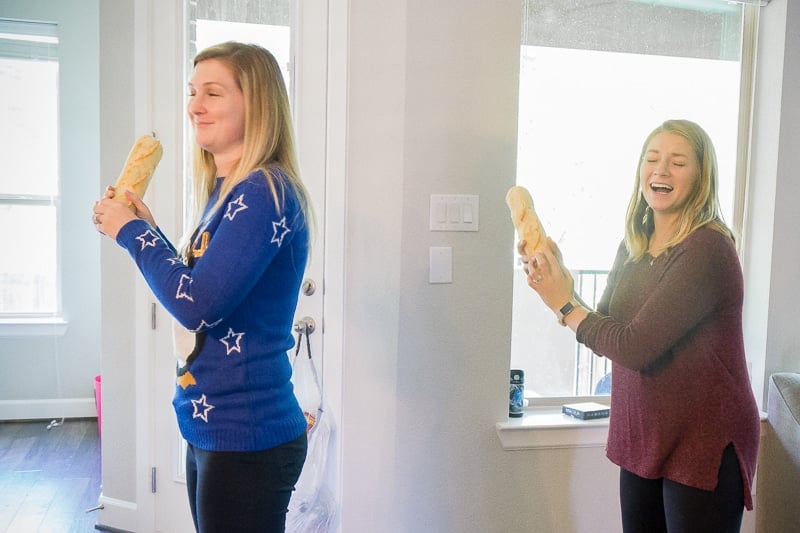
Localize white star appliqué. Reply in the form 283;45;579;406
167;256;185;266
191;394;215;423
136;229;160;251
271;217;291;247
224;194;248;221
176;274;194;302
220;328;245;355
189;318;223;333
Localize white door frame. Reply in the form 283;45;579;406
126;0;348;531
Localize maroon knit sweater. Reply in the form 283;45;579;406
577;226;760;509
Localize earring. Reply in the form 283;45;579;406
642;206;651;226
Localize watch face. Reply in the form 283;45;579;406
560;301;574;316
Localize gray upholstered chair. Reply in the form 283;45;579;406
756;372;800;533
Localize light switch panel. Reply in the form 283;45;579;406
430;195;479;231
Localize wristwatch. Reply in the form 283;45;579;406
558;300;577;327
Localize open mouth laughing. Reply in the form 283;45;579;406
650;182;673;194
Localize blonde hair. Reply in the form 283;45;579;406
184;42;314;256
624;119;734;262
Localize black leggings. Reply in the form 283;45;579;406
185;432;307;533
619;444;744;533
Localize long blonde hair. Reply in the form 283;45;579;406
185;41;314;256
624;119;734;262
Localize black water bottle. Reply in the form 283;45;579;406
509;369;525;418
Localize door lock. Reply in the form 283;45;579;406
301;278;316;296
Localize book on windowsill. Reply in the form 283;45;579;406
562;402;610;420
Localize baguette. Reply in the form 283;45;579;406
506;185;547;255
113;134;163;209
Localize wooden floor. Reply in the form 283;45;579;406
0;419;101;533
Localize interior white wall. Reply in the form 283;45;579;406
759;0;800;394
338;0;406;526
97;0;140;511
338;0;624;531
743;0;800;408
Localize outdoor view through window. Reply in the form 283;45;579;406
0;21;59;316
510;0;747;398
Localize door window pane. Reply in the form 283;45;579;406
189;0;292;96
184;0;293;228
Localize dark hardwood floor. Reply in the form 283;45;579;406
0;419;101;533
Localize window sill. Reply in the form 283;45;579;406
0;317;69;337
497;408;770;451
496;406;610;450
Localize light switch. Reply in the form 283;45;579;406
463;203;474;223
429;246;453;284
447;202;461;223
435;201;447;223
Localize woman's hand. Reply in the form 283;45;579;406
519;237;574;313
104;186;157;227
92;186;156;239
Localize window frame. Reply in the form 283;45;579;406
0;19;65;333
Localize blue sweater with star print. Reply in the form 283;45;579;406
115;168;309;452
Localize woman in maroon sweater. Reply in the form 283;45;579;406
520;119;760;533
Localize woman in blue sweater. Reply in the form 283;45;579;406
93;42;313;532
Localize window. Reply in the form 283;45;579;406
0;20;60;317
511;0;756;399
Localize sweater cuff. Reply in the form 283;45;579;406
575;310;600;345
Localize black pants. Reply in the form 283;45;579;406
185;432;307;533
619;444;744;533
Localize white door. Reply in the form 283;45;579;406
138;1;336;531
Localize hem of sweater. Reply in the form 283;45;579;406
606;448;755;511
178;416;308;452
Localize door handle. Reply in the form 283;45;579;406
293;316;316;335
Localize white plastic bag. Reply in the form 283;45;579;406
287;330;338;533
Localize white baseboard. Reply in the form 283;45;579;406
96;494;137;533
0;397;98;421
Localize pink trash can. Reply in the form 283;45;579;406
94;374;102;436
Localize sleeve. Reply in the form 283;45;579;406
115;171;302;331
576;230;736;371
594;240;627;315
154;226;178;255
